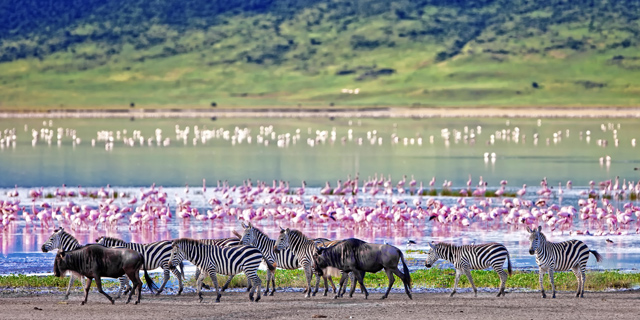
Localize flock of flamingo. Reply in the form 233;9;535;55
2;175;640;238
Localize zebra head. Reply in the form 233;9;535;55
240;221;256;246
168;241;183;270
41;227;66;252
424;242;441;268
527;226;544;255
274;227;290;253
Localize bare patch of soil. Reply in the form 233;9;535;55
1;290;638;320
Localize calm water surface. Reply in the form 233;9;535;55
1;117;639;275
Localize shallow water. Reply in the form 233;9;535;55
1;117;639;275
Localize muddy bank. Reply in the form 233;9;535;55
1;290;638;320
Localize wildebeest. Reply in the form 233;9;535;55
313;238;412;300
53;244;158;305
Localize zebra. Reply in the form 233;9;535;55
168;238;263;303
239;222;302;296
527;226;603;298
178;236;245;292
96;236;184;296
41;227;85;299
425;242;512;297
273;227;321;298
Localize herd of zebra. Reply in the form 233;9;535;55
41;223;603;304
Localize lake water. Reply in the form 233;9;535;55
1;117;639;276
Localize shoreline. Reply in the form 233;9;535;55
1;106;640;119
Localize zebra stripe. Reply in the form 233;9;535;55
41;228;84;299
274;228;318;298
96;236;184;296
425;242;512;297
239;222;300;295
189;237;244;291
527;226;603;298
169;238;263;303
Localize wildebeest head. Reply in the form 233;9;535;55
53;250;67;277
526;226;543;255
312;245;329;274
239;221;255;246
41;227;65;253
273;227;290;253
424;243;441;268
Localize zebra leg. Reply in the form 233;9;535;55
345;272;355;298
464;269;477;297
312;271;322;297
221;275;234;292
248;271;262;302
303;264;314;298
571;267;583;298
170;267;184;295
496;268;508;297
115;276;128;299
154;268;171;295
209;271;222;303
548;269;556;298
94;277;114;305
81;278;93;305
538;267;547;298
63;273;75;300
196;268;211;290
451;269;462;297
381;268;395;299
196;272;207;302
266;268;275;296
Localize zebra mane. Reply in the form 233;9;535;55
249;225;272;239
46;228;79;246
287;229;310;241
99;236;126;244
536;230;548;242
173;238;202;247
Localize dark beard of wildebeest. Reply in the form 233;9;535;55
313;238;412;300
53;244;158;305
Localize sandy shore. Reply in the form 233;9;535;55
1;290;638;320
1;107;640;119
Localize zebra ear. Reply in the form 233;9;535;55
248;221;253;228
428;242;435;249
537;226;542;232
526;226;532;233
280;226;285;232
241;221;247;229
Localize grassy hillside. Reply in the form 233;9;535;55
1;0;639;109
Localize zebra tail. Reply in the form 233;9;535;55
399;251;412;287
507;252;513;276
590;250;603;263
143;264;159;293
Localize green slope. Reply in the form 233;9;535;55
1;0;639;109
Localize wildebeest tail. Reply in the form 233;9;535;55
399;251;412;287
179;261;186;280
590;250;603;263
140;256;159;293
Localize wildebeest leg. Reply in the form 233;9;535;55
391;267;412;299
170;267;184;295
81;278;93;305
196;271;207;302
334;272;348;299
95;277;115;305
353;270;368;299
464;269;477;297
209;271;222;303
326;276;336;296
381;268;395;299
126;269;142;305
451;269;462;297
